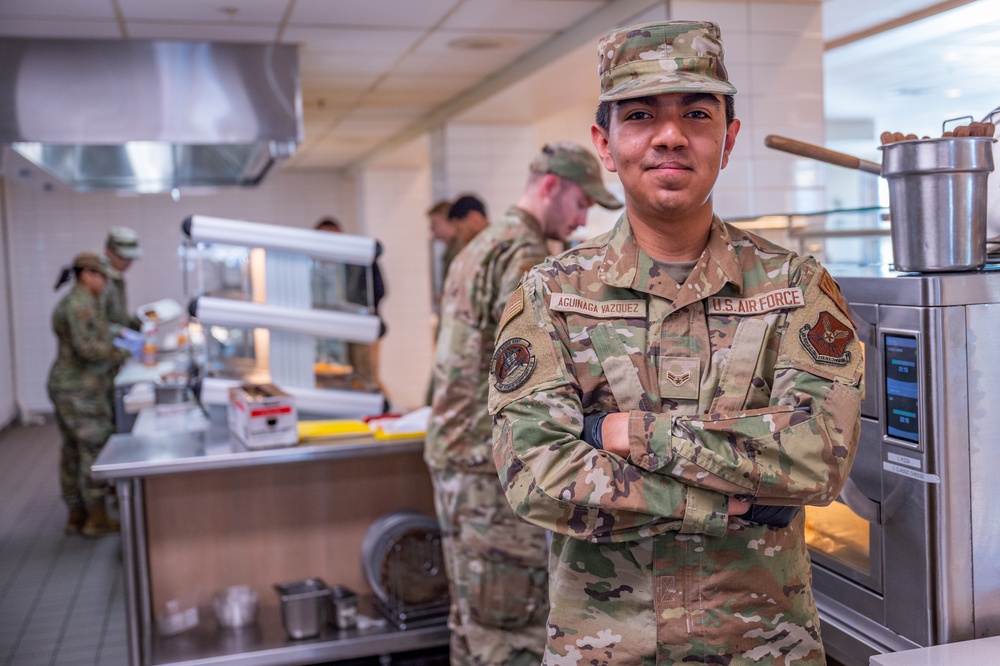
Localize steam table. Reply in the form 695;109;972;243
93;406;447;666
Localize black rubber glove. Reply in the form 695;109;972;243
581;412;608;450
743;504;800;528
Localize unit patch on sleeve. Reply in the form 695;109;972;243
491;337;537;393
799;311;854;365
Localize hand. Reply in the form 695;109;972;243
728;497;751;516
120;328;144;343
113;336;143;357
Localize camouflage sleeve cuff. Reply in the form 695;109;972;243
627;410;673;471
680;485;729;536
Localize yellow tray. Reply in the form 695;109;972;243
297;419;371;442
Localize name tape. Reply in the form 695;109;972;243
550;293;647;318
706;287;804;315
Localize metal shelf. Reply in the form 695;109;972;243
151;597;448;666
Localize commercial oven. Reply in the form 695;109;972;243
809;267;1000;665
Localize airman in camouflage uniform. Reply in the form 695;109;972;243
101;225;142;336
489;22;863;665
426;143;621;665
48;252;130;537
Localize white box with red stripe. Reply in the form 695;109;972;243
227;383;299;449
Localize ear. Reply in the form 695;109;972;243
591;124;617;173
538;173;562;199
720;118;740;170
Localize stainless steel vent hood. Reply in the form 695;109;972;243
0;38;302;192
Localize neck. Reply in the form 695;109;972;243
626;206;714;262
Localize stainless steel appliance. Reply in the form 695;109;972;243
810;267;1000;665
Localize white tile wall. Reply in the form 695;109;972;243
442;124;538;222
0;181;15;426
358;164;435;412
5;169;358;417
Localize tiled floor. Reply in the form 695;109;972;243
0;422;129;666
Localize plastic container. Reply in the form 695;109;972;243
157;598;199;637
213;585;258;629
329;585;359;629
274;578;330;640
880;137;996;272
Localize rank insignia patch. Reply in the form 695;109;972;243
492;337;537;393
799;311;854;366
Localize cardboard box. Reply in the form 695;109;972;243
228;383;298;449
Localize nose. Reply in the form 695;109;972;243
652;115;688;150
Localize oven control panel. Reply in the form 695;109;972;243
883;334;919;448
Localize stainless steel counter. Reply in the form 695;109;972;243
93;406;425;481
92;406;446;666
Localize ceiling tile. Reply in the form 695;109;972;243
117;0;290;24
392;50;521;76
126;22;279;42
443;0;605;31
0;17;122;39
415;27;547;55
0;0;117;20
377;72;479;93
301;50;400;75
282;26;425;56
289;0;457;29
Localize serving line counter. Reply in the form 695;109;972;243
92;406;447;666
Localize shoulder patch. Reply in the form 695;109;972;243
491;338;536;393
497;285;524;336
818;270;855;328
799;311;855;366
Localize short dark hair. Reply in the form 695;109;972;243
315;217;342;232
595;95;736;132
427;200;452;216
448;195;487;221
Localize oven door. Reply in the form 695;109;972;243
806;416;883;595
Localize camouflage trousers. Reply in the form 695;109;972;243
49;389;115;508
430;468;549;666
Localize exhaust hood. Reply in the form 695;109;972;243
0;38;302;192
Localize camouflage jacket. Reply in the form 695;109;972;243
101;273;138;336
489;214;863;664
425;207;550;474
48;285;129;395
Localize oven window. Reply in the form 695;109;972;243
804;501;871;575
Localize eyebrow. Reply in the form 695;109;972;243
614;93;721;109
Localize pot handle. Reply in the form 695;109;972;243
765;134;882;176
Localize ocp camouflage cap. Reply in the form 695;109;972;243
530;142;622;210
72;252;110;277
106;225;142;260
598;21;737;102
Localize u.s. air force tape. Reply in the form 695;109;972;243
491;337;536;392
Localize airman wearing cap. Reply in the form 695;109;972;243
490;21;862;665
425;143;619;666
103;226;142;336
49;251;130;537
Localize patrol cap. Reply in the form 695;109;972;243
72;252;110;277
598;21;737;102
530;142;622;210
106;225;142;260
